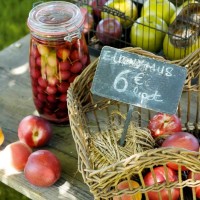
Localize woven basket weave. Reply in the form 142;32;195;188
67;47;200;200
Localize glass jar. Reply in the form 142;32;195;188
27;1;90;124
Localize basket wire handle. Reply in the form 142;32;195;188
119;104;134;146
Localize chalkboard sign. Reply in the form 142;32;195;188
91;46;187;114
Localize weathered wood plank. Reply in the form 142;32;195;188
0;35;93;200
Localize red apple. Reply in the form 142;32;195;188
188;171;200;198
1;141;32;171
70;61;83;74
144;166;180;200
24;150;61;187
161;132;199;171
18;115;52;148
96;18;122;45
90;0;108;18
147;113;182;138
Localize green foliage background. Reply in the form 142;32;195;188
0;0;49;50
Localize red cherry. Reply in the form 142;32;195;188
59;61;71;71
81;54;88;66
59;70;71;81
58;102;67;110
30;44;40;58
34;98;44;109
36;56;41;67
37;86;44;94
69;74;77;83
46;86;57;95
38;77;48;88
30;56;37;68
70;50;80;61
30;68;41;79
47;94;57;103
70;62;82;73
38;93;47;102
57;82;70;93
57;48;70;61
59;94;67;102
48;77;59;86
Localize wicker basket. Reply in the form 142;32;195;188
67;47;200;200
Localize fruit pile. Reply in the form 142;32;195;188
29;34;90;124
112;112;200;200
0;115;61;187
81;0;200;60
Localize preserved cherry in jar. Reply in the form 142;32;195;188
27;1;90;124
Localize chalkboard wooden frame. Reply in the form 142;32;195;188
91;46;187;115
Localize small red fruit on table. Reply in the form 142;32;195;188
18;115;52;148
1;141;32;172
24;150;61;187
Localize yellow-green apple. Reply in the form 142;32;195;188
163;33;200;60
18;115;52;148
101;0;138;28
130;15;168;53
170;0;198;24
141;0;176;25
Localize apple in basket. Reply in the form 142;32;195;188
147;113;182;138
113;180;142;200
170;0;199;24
163;32;200;61
18;115;52;148
96;18;122;45
188;171;200;198
144;166;180;200
161;132;199;171
90;0;108;18
141;0;176;25
101;0;138;28
130;15;168;53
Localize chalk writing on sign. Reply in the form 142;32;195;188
91;46;187;114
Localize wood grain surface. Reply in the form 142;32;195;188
0;34;93;200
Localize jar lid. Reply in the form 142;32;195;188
27;1;84;39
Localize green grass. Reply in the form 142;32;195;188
0;0;49;50
0;182;30;200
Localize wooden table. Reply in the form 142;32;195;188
0;34;94;200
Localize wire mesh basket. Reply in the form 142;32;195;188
73;0;200;60
67;46;200;200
